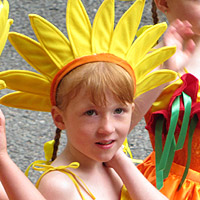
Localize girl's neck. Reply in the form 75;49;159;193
54;144;104;172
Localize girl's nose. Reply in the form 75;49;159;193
97;116;115;134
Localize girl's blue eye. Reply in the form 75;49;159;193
85;110;96;116
114;108;123;114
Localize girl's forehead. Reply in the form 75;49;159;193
69;87;123;106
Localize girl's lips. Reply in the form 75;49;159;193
96;140;113;145
95;140;115;149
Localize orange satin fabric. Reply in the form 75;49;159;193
138;152;200;200
145;107;200;172
138;74;200;200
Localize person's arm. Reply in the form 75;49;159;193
130;19;196;130
0;110;46;200
106;149;168;200
161;19;195;74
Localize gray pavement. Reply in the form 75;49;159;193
0;0;166;184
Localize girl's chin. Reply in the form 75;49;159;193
95;154;116;163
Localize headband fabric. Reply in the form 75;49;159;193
0;0;177;112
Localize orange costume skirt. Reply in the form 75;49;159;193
137;73;200;200
138;152;200;200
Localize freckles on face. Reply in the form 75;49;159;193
61;88;133;162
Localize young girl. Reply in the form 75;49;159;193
0;0;189;199
137;1;200;199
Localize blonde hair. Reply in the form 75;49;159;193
56;62;135;110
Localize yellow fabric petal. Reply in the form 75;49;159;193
135;70;177;98
109;0;145;58
0;0;13;55
92;0;114;53
0;92;51;112
127;22;167;66
136;25;153;37
0;18;13;55
0;80;6;90
134;46;176;80
8;32;59;80
0;0;9;35
67;0;91;57
0;70;50;96
29;14;73;68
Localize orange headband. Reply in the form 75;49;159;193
50;53;136;106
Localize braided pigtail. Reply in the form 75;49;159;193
51;128;62;161
151;0;159;25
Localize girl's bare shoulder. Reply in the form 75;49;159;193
37;170;80;200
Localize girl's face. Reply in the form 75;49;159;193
57;88;134;164
166;0;200;35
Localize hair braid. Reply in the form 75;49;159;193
51;128;62;161
151;0;159;25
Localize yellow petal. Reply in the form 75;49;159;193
134;46;176;80
135;70;177;98
0;80;6;89
0;19;13;55
8;32;59;80
67;0;91;57
109;0;145;58
0;92;51;112
127;22;167;66
0;0;13;55
0;0;9;35
29;14;73;68
0;70;50;96
92;0;114;53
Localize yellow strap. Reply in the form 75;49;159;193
33;162;95;200
25;159;52;177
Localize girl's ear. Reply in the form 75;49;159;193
51;106;66;130
154;0;168;13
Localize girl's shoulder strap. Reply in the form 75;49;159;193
33;162;95;200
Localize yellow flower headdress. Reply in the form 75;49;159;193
0;0;177;112
0;0;13;89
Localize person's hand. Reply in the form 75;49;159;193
0;109;7;158
162;19;195;74
104;147;128;169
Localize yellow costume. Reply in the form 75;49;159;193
33;162;131;200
